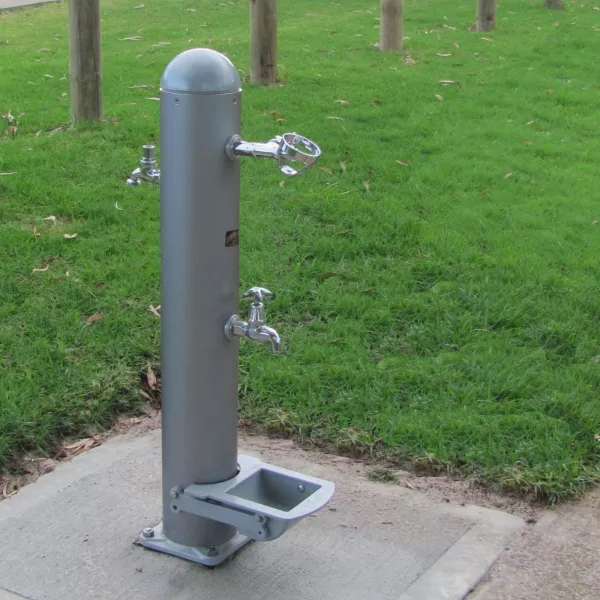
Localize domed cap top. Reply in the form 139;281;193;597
161;48;241;94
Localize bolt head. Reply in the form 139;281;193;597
142;527;154;538
205;545;219;557
298;484;305;493
169;487;181;499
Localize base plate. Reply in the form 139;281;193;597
137;522;251;567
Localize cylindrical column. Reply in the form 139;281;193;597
250;0;277;85
160;49;242;547
380;0;403;52
476;0;496;32
68;0;102;120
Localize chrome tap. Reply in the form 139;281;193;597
127;144;161;186
226;132;321;177
224;287;282;354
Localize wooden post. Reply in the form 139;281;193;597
476;0;496;32
250;0;277;85
380;0;403;52
68;0;102;121
545;0;564;8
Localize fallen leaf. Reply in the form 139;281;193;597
363;181;370;192
115;202;123;211
593;220;598;225
63;233;78;239
147;97;160;101
187;8;196;11
524;140;533;146
147;362;157;389
86;313;104;325
2;483;18;498
0;172;15;176
140;389;152;401
553;22;560;27
4;125;17;135
437;53;452;57
404;480;415;490
505;172;513;178
63;436;100;456
439;79;459;85
32;265;48;273
404;55;416;66
134;3;144;8
339;161;347;173
396;160;411;166
452;41;459;48
49;126;65;135
481;37;493;41
435;94;444;101
43;73;54;78
327;116;344;120
38;47;51;52
120;36;142;41
334;99;351;105
371;98;383;106
527;120;534;125
127;84;154;89
149;304;161;317
319;166;332;175
545;88;553;94
279;180;285;187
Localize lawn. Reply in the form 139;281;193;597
1;0;599;502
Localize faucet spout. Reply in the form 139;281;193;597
249;325;282;354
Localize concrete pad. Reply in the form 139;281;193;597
0;431;523;600
0;0;58;11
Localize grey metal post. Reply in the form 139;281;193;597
159;49;241;548
131;48;333;568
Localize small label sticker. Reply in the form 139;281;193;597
225;229;239;247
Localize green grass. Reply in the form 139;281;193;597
1;0;600;502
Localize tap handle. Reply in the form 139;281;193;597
275;133;321;176
242;287;274;305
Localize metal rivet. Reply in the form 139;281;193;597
170;487;181;499
142;528;154;538
205;545;219;557
298;484;305;493
175;98;179;105
256;515;265;523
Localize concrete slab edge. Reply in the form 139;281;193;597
0;0;60;13
0;587;30;600
398;517;525;600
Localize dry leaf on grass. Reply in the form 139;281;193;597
4;126;17;135
452;41;459;48
86;313;104;325
439;79;459;85
396;160;411;166
437;53;452;57
32;265;48;273
334;99;351;105
592;220;598;225
127;84;154;89
327;116;344;120
363;181;370;192
43;74;54;78
435;94;444;101
0;172;15;176
319;166;332;175
134;3;144;8
481;37;493;42
505;172;513;179
149;304;161;317
63;436;100;456
339;161;347;173
147;362;158;389
524;140;533;146
120;36;142;41
147;97;160;101
404;56;416;66
2;482;18;498
279;180;285;187
63;233;78;239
